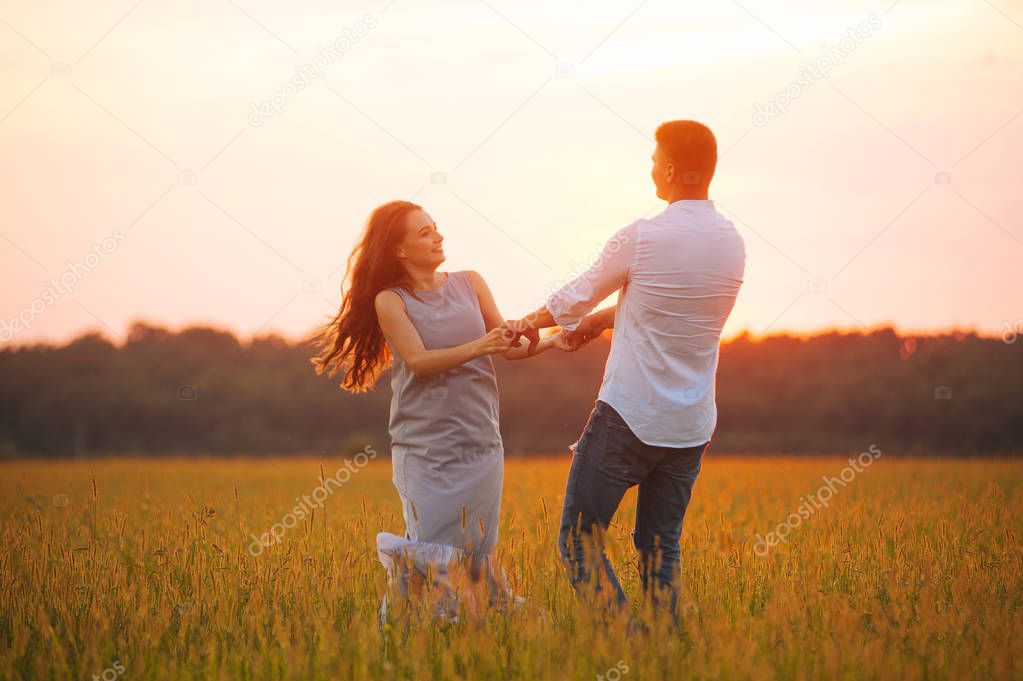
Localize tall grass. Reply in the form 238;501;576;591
0;456;1020;680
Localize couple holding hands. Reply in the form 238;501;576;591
312;119;745;624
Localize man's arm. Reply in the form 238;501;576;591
546;223;635;330
566;306;616;348
504;223;636;351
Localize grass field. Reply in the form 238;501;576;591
1;454;1020;680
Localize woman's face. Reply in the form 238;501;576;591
396;209;445;269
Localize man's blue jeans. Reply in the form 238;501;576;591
557;400;706;618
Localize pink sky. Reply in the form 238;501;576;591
2;0;1021;347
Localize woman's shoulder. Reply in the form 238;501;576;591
456;270;484;289
374;287;406;312
376;285;404;299
455;271;493;301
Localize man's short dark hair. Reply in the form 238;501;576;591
655;120;717;184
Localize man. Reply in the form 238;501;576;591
503;120;746;619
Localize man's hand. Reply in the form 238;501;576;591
562;311;610;350
549;330;575;352
500;318;541;355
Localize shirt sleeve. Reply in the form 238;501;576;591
545;222;637;331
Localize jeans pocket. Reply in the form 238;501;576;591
662;442;707;485
597;416;639;481
606;418;633;434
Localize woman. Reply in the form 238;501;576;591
311;200;568;617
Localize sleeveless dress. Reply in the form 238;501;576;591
376;271;504;588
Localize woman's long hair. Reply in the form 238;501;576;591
310;200;422;392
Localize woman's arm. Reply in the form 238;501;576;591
465;271;504;332
374;290;510;378
500;330;578;360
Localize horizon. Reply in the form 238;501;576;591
1;315;1014;352
2;0;1021;347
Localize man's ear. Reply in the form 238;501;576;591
665;162;676;184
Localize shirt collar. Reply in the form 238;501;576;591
667;199;715;210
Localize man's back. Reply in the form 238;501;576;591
548;199;745;447
603;198;744;446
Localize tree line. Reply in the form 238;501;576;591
0;322;1019;458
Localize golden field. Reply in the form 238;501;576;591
0;455;1020;681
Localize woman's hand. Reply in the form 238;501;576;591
473;327;516;357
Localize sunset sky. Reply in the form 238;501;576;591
2;0;1021;347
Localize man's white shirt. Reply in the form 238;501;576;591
547;199;746;448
